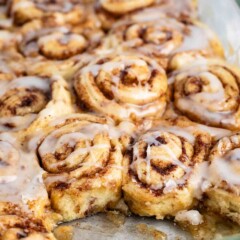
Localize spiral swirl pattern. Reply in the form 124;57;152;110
74;54;167;121
206;134;240;225
11;0;85;26
102;18;224;69
209;134;240;191
172;60;240;130
0;76;51;131
123;118;211;219
19;26;89;60
39;114;126;221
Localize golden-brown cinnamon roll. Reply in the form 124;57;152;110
18;19;102;60
99;17;224;69
205;134;240;225
100;0;154;15
74;53;168;122
0;67;72;133
16;19;103;79
10;0;88;26
171;59;240;130
37;114;132;221
0;203;56;240
122;117;211;219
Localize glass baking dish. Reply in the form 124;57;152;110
62;1;240;239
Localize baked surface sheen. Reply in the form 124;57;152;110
1;0;240;240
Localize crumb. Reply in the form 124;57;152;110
136;223;167;240
106;210;126;227
114;199;131;216
176;210;240;240
54;225;74;240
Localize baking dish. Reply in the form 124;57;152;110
61;0;240;239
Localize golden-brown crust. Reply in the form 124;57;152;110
171;59;240;130
205;134;240;225
122;117;211;219
97;17;224;69
74;53;168;122
1;0;240;237
17;19;103;60
9;0;93;26
0;66;72;133
0;202;57;240
36;114;130;221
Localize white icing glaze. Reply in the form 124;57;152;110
79;55;167;120
151;125;195;144
195;124;232;140
209;148;240;187
175;210;203;225
174;25;209;53
131;128;194;191
0;133;48;207
0;76;49;96
188;72;225;109
0;114;36;132
39;123;109;156
0;140;19;184
174;62;239;127
189;161;210;199
112;15;215;58
178;98;235;126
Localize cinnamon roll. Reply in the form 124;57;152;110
99;17;224;69
171;59;240;130
18;20;103;60
0;67;72;133
37;114;132;221
74;53;168;122
122;117;211;219
10;0;88;26
0;132;61;239
16;19;103;79
205;134;240;225
100;0;154;15
0;202;56;240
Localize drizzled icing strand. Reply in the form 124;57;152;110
172;60;240;130
209;134;240;193
38;114;133;181
74;54;168;121
0;76;49;96
0;133;48;206
100;16;223;69
129;124;205;193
